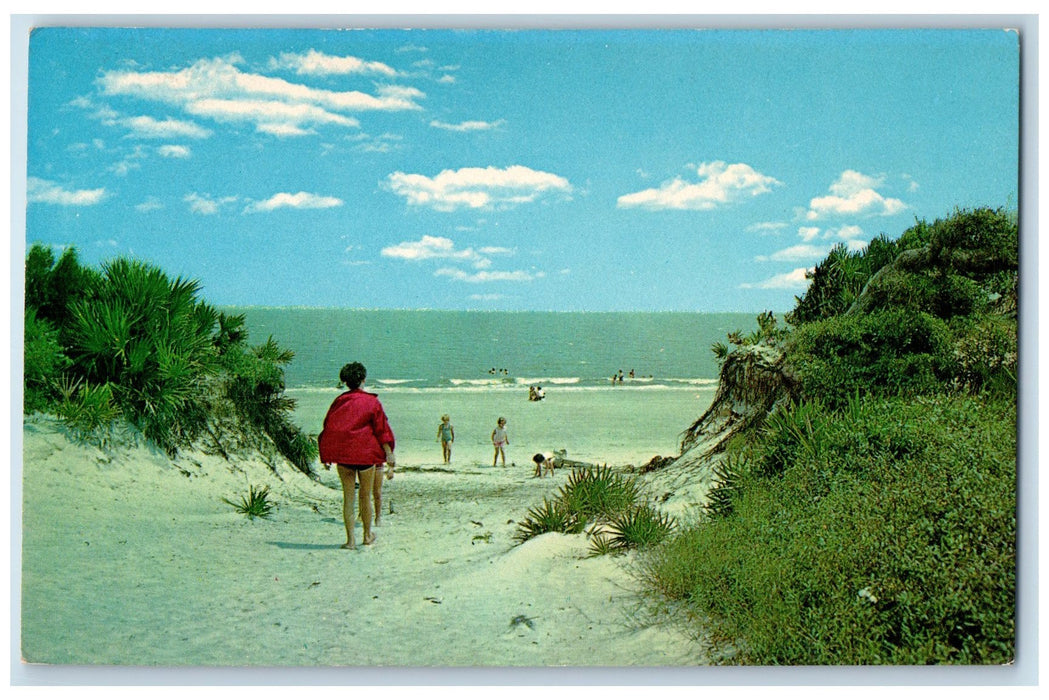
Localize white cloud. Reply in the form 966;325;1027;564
382;236;524;280
184;192;238;215
805;170;907;220
244;192;344;213
157;144;191;158
748;221;788;235
435;268;536;283
437;75;457;84
740;267;812;290
381;235;485;263
27;177;106;206
755;244;830;263
386;165;572;211
351;132;403;153
269;50;397;77
798;226;821;242
831;224;865;240
97;56;423;137
110;146;147;176
121;115;212;139
617;161;781;211
430;119;505;132
379;235;474;262
470;293;505;301
185;97;359;133
135;198;164;213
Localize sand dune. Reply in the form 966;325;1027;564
19;416;709;668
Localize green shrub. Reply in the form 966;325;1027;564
640;394;1016;665
788;310;953;407
222;485;275;520
555;465;641;523
927;206;1018;271
68;258;219;453
23;308;70;413
513;498;582;542
704;454;749;519
52;378;121;445
949;316;1017;394
603;504;676;551
22;247;317;472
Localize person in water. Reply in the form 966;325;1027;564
491;417;509;466
437;414;455;463
318;362;396;549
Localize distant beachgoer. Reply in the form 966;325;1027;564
532;451;557;478
629;369;635;379
318;361;396;550
437;414;455;463
528;385;536;401
536;386;545;401
492;417;509;466
618;370;625;384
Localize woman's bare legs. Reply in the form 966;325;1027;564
371;466;384;527
336;465;358;549
357;466;376;545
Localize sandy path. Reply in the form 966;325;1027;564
19;419;708;668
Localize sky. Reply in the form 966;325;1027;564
21;25;1020;312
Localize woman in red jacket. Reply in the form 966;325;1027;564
318;362;396;549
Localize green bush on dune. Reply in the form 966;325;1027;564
22;244;317;472
642;206;1017;665
515;466;676;554
642;394;1015;665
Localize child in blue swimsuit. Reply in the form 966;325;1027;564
437;414;454;464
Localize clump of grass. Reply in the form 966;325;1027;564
222;485;275;520
516;466;674;556
513;498;583;543
604;504;676;550
52;376;121;446
704;454;748;519
556;465;641;522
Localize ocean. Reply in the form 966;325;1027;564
233;308;758;391
231;309;759;466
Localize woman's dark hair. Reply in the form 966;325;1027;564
339;362;367;389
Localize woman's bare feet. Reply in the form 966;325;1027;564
341;541;355;550
362;531;376;545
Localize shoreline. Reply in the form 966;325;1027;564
289;385;717;469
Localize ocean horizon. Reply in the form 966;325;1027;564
231;307;762;392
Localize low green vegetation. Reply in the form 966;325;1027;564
641;206;1017;665
222;485;276;520
22;245;317;472
515;466;676;554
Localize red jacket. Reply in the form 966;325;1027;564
318;389;396;466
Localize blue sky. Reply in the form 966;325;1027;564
23;26;1019;312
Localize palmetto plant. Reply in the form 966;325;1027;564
222;485;275;520
603;504;676;551
555;465;641;523
704;453;748;520
70;258;219;453
513;498;583;543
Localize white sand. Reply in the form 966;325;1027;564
19;400;713;668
